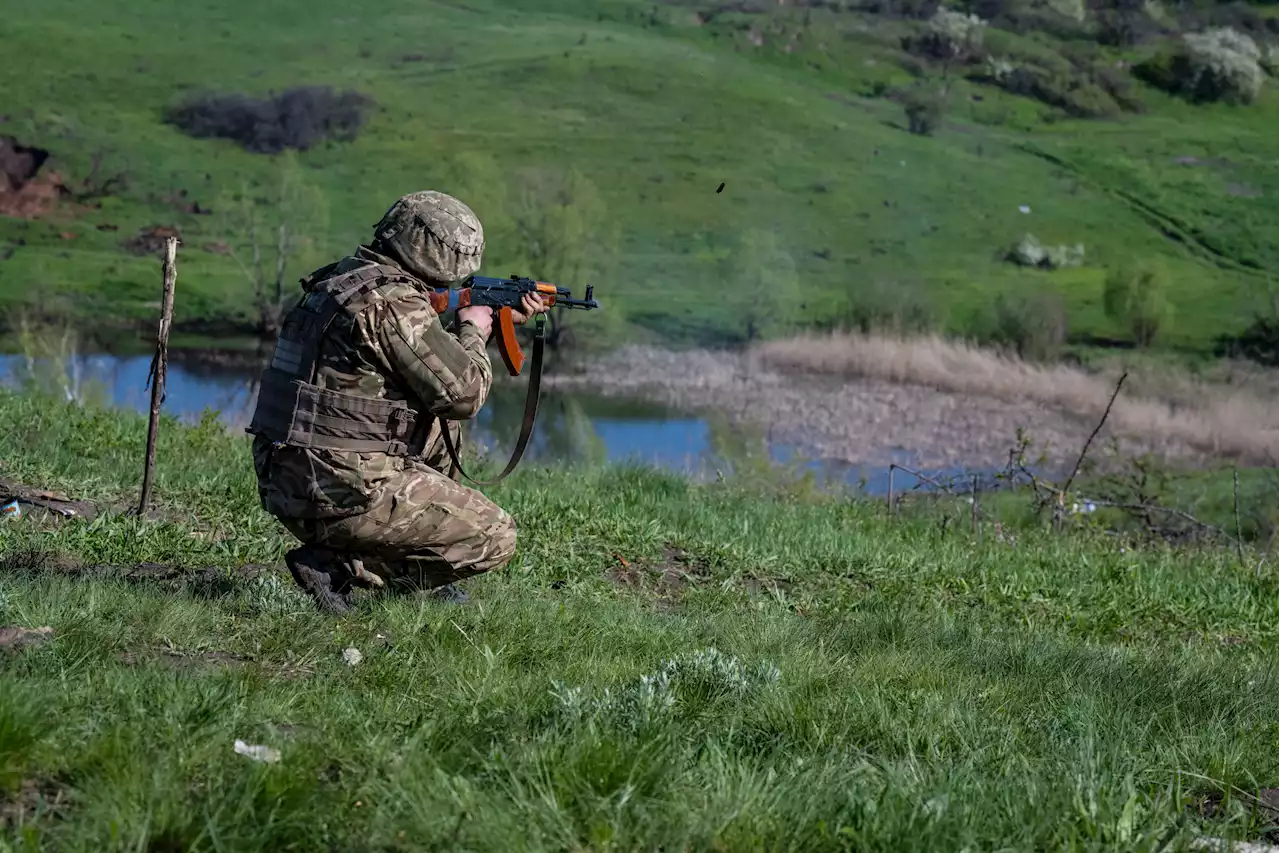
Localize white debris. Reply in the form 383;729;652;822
233;739;281;764
342;647;364;666
1190;837;1279;853
1019;205;1031;213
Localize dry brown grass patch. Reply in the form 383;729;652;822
753;332;1278;465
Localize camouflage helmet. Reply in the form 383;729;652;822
372;190;484;285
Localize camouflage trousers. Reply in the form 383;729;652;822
277;420;517;593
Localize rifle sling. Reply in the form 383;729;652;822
439;330;543;487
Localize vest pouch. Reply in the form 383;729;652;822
250;369;418;456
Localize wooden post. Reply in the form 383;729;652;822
887;465;896;515
970;474;979;539
137;237;179;517
1232;469;1244;567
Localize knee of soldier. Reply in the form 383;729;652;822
482;507;518;572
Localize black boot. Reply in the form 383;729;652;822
427;583;470;604
285;545;354;615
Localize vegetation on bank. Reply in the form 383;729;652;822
0;388;1276;850
0;0;1275;357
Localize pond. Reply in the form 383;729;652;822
0;350;979;495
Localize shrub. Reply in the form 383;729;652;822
982;59;1131;117
902;86;949;134
163;86;373;154
987;290;1070;361
1006;234;1085;269
1103;262;1174;347
857;0;940;21
903;8;988;61
834;279;937;336
1136;28;1265;104
1213;312;1279;366
1095;0;1164;47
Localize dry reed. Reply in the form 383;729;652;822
753;332;1278;465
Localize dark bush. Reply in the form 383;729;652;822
1089;62;1147;112
981;290;1070;361
998;66;1124;117
855;0;940;21
163;86;373;154
1135;30;1265;104
902;87;948;134
1214;313;1279;365
835;280;937;335
967;290;1070;361
1181;1;1273;41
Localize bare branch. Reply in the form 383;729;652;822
1062;371;1128;498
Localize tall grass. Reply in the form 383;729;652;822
754;332;1278;465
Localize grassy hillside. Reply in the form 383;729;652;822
0;389;1276;849
0;0;1275;352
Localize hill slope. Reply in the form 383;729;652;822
0;0;1275;351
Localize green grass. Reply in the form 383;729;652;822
1;389;1276;850
0;0;1275;352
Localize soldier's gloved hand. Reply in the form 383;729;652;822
510;293;550;326
458;305;494;339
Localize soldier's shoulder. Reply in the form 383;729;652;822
372;277;430;311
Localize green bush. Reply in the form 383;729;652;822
834;279;937;335
902;86;949;134
968;289;1069;360
903;8;988;61
1102;262;1175;348
1135;28;1266;105
1005;233;1085;269
1213;312;1279;366
994;65;1125;117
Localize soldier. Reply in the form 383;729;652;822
245;190;549;613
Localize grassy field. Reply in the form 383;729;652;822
1;389;1276;850
0;0;1275;352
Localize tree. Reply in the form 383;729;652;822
1103;261;1174;348
215;152;329;337
729;228;801;343
502;167;623;352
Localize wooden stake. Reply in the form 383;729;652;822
137;237;179;517
971;474;979;539
887;465;896;514
1232;469;1244;566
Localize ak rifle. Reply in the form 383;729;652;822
425;274;601;486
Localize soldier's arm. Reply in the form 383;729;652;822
374;293;493;420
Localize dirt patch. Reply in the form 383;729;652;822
0;137;70;219
0;477;97;521
123;225;182;256
606;544;711;609
1192;787;1279;844
118;647;249;669
116;646;316;680
0;551;274;599
0;626;54;653
0;778;70;828
741;576;794;597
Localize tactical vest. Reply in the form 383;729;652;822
247;261;423;456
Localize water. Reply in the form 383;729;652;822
0;351;977;495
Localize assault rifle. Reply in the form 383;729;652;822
425;274;601;486
426;274;599;376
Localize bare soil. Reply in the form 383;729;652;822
605;544;711;610
0;137;68;218
0;779;70;829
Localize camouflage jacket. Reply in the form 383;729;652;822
250;246;492;520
